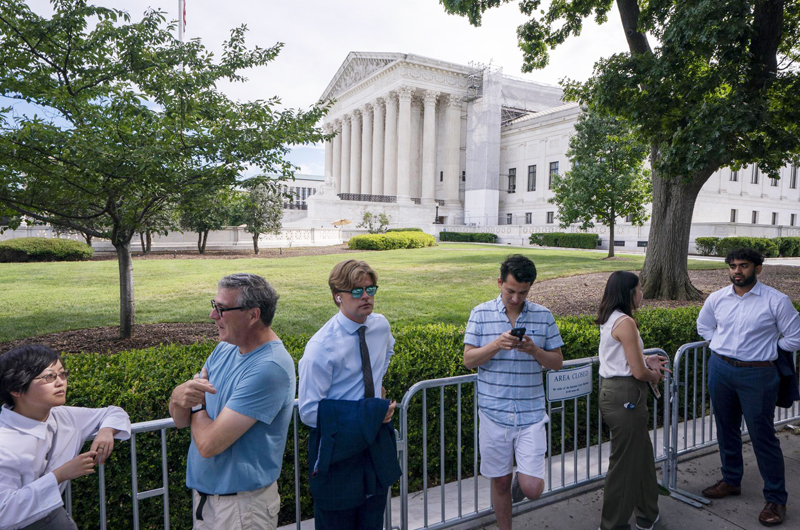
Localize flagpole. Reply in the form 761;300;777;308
177;0;184;42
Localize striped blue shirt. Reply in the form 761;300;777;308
464;296;564;427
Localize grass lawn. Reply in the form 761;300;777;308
0;244;725;342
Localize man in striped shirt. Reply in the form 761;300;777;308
464;254;564;530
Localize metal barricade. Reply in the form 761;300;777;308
396;350;672;530
666;342;800;507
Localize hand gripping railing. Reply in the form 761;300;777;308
666;342;800;508
395;349;672;530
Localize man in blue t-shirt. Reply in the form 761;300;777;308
169;273;296;530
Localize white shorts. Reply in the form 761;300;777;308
478;409;548;479
192;482;280;530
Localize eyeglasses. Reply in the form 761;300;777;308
34;370;70;384
211;300;246;317
338;286;379;299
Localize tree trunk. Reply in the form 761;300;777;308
201;230;208;253
252;233;260;254
145;232;152;252
83;233;93;247
140;233;146;253
608;219;615;258
114;241;135;339
640;169;707;300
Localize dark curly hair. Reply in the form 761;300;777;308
724;248;764;267
0;345;62;406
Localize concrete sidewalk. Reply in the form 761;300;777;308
500;427;800;530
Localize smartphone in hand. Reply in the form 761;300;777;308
510;327;526;339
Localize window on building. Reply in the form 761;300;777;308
549;162;559;189
730;170;738;182
506;213;513;225
751;210;759;224
791;163;798;189
440;171;443;182
508;168;516;193
525;212;532;224
625;214;633;223
730;209;737;223
546;211;554;224
751;165;759;184
770;177;779;187
461;170;466;182
527;165;536;191
772;212;779;225
791;213;797;227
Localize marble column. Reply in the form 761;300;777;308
383;92;398;196
444;94;462;204
340;116;351;194
360;103;373;195
349;109;362;195
421;91;439;204
410;97;423;199
323;124;333;185
396;86;414;202
331;119;342;193
371;97;385;196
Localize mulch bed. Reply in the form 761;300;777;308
2;260;797;355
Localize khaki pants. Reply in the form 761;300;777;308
599;377;659;530
192;482;280;530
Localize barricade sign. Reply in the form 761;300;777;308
546;364;593;401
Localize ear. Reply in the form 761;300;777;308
497;277;503;289
755;264;763;276
249;307;262;325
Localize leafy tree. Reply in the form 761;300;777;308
357;211;391;233
550;109;651;258
440;0;800;299
240;183;283;254
179;188;236;253
0;0;328;337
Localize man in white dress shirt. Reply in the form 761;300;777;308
298;259;396;530
697;247;800;527
0;345;131;530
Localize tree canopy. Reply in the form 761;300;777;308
0;0;329;336
441;0;800;299
550;109;651;257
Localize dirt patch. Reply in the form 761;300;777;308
2;265;797;355
531;265;800;318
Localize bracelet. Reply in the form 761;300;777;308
190;403;205;414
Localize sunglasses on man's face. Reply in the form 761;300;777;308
338;286;379;299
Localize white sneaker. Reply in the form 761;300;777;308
635;514;660;530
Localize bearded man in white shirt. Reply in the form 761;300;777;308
0;345;131;530
697;247;800;527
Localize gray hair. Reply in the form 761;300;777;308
218;273;279;327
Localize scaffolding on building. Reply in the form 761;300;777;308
463;61;489;102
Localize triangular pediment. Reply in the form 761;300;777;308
320;52;406;102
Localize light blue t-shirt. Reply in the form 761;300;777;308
186;340;296;494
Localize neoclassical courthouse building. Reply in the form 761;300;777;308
292;52;800;250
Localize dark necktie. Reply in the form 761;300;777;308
357;325;375;399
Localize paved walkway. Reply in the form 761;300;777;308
501;426;800;530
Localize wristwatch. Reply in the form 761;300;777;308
190;403;205;414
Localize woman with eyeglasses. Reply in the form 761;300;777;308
596;271;670;530
0;345;131;530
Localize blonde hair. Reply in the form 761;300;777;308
328;259;378;305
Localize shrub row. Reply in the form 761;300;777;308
694;236;800;258
348;231;436;250
386;227;422;232
438;231;498;243
23;303;764;530
0;237;94;262
529;232;599;249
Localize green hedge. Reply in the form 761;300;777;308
775;237;800;257
348;231;436;250
438;231;498;243
25;303;748;530
0;237;94;262
386;227;423;232
694;237;719;256
714;237;780;258
529;232;598;249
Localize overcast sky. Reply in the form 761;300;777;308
23;0;630;175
